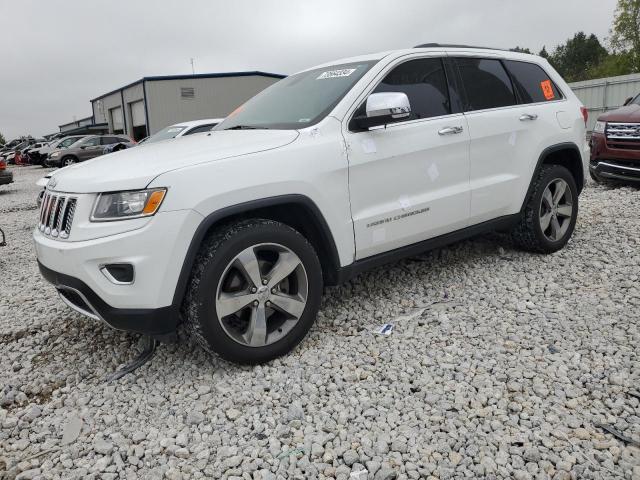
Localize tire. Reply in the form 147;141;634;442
62;156;76;167
182;218;323;364
589;169;601;184
511;165;578;254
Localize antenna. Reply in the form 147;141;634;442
190;58;195;75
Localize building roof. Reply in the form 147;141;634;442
90;71;285;102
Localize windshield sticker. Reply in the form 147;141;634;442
317;68;356;80
540;80;555;100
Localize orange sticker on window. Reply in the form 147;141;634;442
540;80;555;100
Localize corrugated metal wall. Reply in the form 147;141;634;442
569;73;640;131
145;75;280;135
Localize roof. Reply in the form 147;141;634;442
58;115;94;129
91;71;285;102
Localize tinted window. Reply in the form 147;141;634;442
184;124;215;135
505;60;562;103
371;58;451;120
101;137;120;145
455;58;516;111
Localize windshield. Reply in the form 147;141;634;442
216;61;377;130
632;94;640;106
144;125;187;144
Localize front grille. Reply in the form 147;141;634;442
606;122;640;150
39;191;77;239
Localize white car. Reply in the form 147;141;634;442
34;45;589;364
141;118;224;145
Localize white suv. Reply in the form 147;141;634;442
35;45;589;363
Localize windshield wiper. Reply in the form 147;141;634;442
224;125;269;130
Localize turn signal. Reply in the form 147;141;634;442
143;190;166;215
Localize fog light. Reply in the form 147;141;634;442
100;263;135;284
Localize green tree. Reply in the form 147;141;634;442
539;46;550;59
0;132;5;146
510;46;532;54
610;0;640;72
547;32;608;81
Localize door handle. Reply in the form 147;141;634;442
438;126;463;135
519;113;538;121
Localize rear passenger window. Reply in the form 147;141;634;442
504;60;562;104
455;58;516;111
371;58;451;120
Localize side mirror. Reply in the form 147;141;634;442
355;92;411;129
80;146;86;150
623;96;633;106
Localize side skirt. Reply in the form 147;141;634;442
336;213;521;284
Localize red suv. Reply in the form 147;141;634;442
590;94;640;184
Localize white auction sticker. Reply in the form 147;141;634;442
317;69;356;80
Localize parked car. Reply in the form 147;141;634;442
29;136;84;165
3;140;32;164
590;93;640;185
141;119;223;145
102;137;137;155
40;135;88;167
34;45;588;364
0;158;13;186
45;135;132;167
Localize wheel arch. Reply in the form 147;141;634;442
172;194;342;309
521;142;584;212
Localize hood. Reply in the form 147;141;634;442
599;103;640;123
51;129;299;193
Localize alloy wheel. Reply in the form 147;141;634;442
539;178;573;242
215;243;308;347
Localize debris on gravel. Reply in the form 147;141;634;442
0;166;639;479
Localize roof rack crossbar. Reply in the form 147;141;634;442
414;43;505;51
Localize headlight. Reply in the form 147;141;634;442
50;152;60;157
593;121;606;134
90;188;167;221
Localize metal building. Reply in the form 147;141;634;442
569;72;640;131
58;116;108;136
89;71;284;141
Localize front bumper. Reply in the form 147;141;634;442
38;261;178;336
590;132;640;183
34;208;204;336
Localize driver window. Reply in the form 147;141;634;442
356;58;452;122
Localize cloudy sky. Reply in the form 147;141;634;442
0;0;619;140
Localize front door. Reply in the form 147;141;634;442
344;56;471;260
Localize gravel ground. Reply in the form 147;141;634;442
0;165;639;480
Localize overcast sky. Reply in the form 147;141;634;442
0;0;618;140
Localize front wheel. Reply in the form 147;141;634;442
183;219;323;364
62;156;76;167
511;165;578;253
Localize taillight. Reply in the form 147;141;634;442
580;106;588;127
0;160;6;170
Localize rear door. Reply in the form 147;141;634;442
452;55;565;223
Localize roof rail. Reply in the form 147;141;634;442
414;43;506;51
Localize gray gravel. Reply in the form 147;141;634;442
1;165;639;480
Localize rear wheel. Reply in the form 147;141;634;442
512;165;578;253
183;219;323;364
